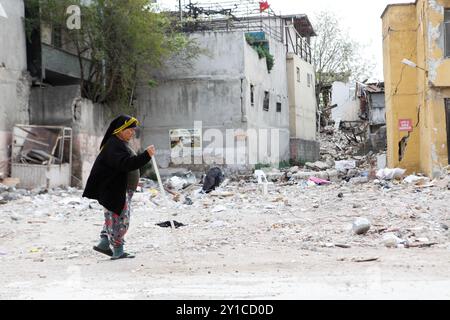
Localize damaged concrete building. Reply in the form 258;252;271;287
329;81;386;154
2;0;319;186
1;0;113;188
358;82;387;153
285;15;319;165
24;0;116;188
137;4;318;173
0;0;31;179
382;0;450;177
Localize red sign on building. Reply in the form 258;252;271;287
398;119;413;131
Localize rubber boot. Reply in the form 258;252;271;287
111;244;135;260
93;236;113;257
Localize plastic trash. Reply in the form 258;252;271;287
202;167;224;193
403;175;426;185
376;168;406;180
308;177;331;185
254;170;269;195
254;170;269;183
166;176;186;191
382;233;404;248
335;160;357;172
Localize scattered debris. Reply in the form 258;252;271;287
405;242;438;248
335;160;357;172
254;170;269;195
352;218;371;235
202;167;224;193
376;168;406;180
183;196;193;205
335;244;351;249
1;144;449;293
404;175;427;185
349;176;369;184
212;205;227;213
10;214;21;222
308;177;331;186
156;221;186;228
210;220;227;228
10;125;73;189
165;176;186;191
351;257;379;263
382;233;404;248
305;161;330;171
165;172;197;191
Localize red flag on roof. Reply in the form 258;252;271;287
259;1;270;12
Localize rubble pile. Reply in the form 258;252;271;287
319;125;366;161
0;161;449;268
140;166;450;251
0;160;449;296
254;153;379;187
0;183;85;206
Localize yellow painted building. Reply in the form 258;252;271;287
382;0;450;177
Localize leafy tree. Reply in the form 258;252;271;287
25;0;200;111
245;34;274;73
311;11;374;108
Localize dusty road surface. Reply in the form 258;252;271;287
1;178;450;300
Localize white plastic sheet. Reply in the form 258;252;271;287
376;168;406;180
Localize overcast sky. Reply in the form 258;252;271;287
157;0;414;80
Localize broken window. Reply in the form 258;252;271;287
446;9;450;58
263;91;270;111
296;67;300;82
250;84;255;106
52;25;62;48
276;102;282;113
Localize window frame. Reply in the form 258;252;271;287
263;91;270;112
250;84;255;107
52;25;63;48
276;102;282;113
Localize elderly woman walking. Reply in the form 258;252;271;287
83;115;155;260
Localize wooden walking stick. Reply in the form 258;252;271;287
151;156;185;263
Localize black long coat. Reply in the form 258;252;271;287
82;136;151;213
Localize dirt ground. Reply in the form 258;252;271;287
1;179;450;300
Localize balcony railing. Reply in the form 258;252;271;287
285;25;312;64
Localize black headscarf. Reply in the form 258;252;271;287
100;114;139;150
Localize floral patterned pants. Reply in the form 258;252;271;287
101;190;134;248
